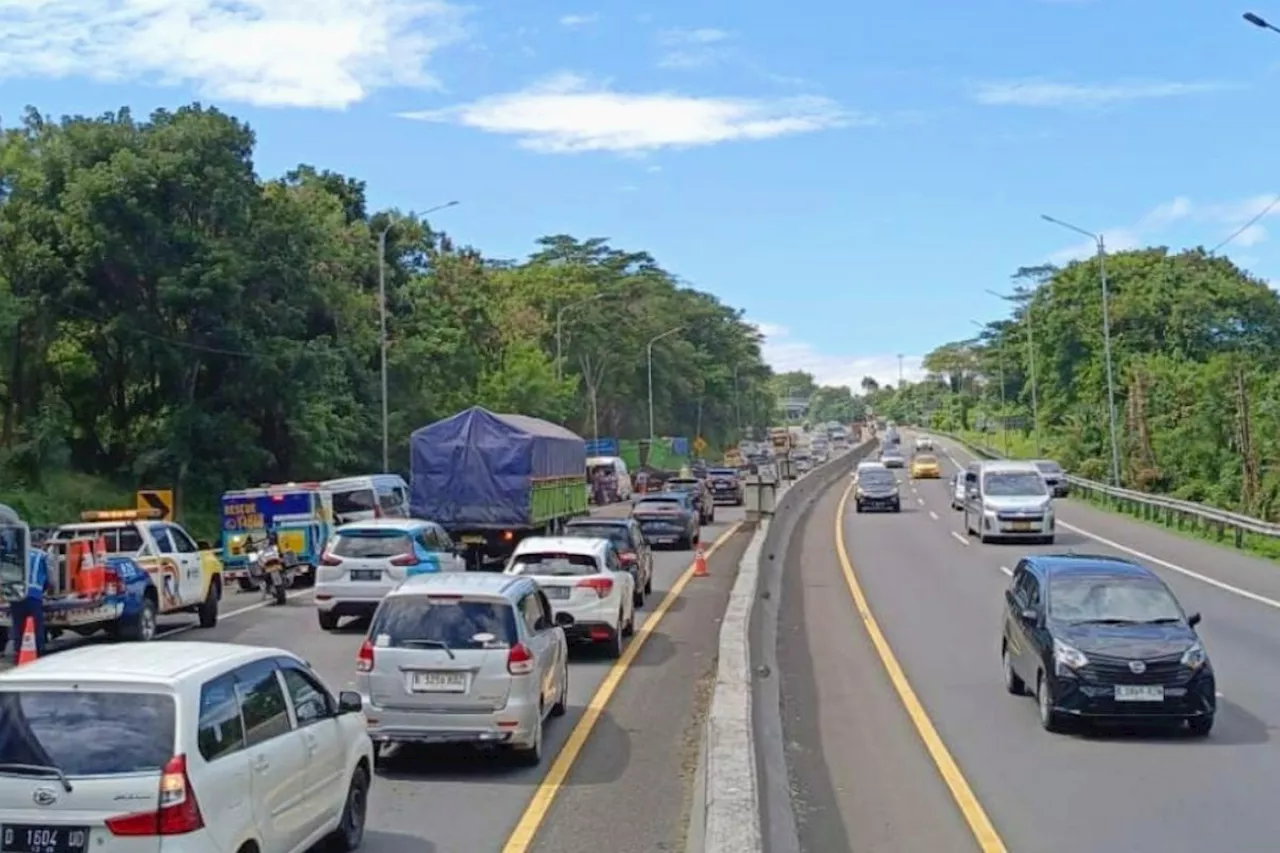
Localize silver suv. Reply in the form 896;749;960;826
355;573;573;766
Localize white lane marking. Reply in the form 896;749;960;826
998;565;1012;576
917;497;925;506
941;436;1280;611
950;531;969;547
929;511;939;521
157;588;313;638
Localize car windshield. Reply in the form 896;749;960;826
564;524;632;548
914;455;938;465
0;690;174;776
665;481;699;492
861;472;896;487
332;530;413;558
983;472;1048;496
1035;461;1063;474
1049;574;1185;624
509;551;600;577
370;596;517;649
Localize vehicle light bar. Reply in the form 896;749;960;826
80;509;163;521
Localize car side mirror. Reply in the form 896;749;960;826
196;540;213;551
1188;612;1201;628
337;691;363;714
1020;608;1039;625
554;611;575;627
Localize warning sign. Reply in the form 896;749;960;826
136;490;174;521
693;436;707;455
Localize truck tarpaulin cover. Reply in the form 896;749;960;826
410;407;587;527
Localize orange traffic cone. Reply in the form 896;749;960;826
693;543;709;578
16;616;38;665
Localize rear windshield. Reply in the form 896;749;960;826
332;489;376;517
509;552;599;576
914;455;938;465
332;530;413;558
371;597;517;649
0;690;174;776
564;524;632;547
635;498;683;511
709;469;737;477
588;465;615;478
1035;461;1064;474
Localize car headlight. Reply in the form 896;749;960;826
1181;643;1207;670
1053;638;1088;671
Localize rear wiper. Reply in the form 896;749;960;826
0;762;72;791
1139;617;1182;625
402;639;455;659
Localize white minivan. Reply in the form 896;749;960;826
962;461;1055;544
323;475;410;525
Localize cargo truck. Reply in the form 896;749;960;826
409;407;589;570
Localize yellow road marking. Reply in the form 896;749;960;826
501;521;745;852
835;480;1008;852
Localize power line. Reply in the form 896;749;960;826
1211;194;1280;255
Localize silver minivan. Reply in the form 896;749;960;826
962;461;1055;544
355;573;573;766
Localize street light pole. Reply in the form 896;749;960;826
1244;11;1280;33
375;200;459;473
555;294;605;382
1040;213;1122;485
646;326;682;441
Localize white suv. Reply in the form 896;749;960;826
0;642;373;853
506;536;636;658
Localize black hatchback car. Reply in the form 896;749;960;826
854;468;901;512
1001;554;1215;736
563;516;654;608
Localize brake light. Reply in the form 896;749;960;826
618;552;637;565
357;639;375;672
103;565;122;596
576;577;613;598
321;552;343;566
507;643;534;675
389;554;418;566
105;755;204;836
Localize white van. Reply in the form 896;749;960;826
962;461;1055;544
323;475;411;525
587;456;633;502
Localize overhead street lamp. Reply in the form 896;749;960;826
1040;213;1122;486
1244;11;1280;33
646;326;683;441
971;319;1011;456
555;294;605;382
987;287;1042;455
377;200;460;473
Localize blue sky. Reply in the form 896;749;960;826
2;0;1278;389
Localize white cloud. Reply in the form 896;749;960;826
0;0;466;109
751;321;925;391
972;78;1231;108
400;73;856;154
657;27;733;69
559;13;598;27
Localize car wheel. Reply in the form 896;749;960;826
606;618;625;658
892;501;901;513
550;660;568;717
511;712;544;767
633;586;645;608
1187;715;1214;737
120;598;157;642
1002;644;1026;696
622;605;635;637
329;767;369;852
644;571;653;595
1036;673;1065;733
854;502;863;513
198;581;219;628
318;610;339;631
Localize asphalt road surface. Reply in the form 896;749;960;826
4;504;749;853
779;432;1280;853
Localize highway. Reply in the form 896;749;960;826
6;504;751;853
778;432;1280;853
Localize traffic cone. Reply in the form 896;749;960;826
693;543;709;578
16;616;38;666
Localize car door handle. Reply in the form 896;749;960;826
302;732;318;753
251;755;270;773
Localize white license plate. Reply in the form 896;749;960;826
349;569;381;581
1011;521;1034;531
543;586;571;599
1115;684;1164;702
410;672;468;693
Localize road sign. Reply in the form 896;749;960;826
693;436;708;455
136;489;174;521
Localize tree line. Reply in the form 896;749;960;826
874;248;1280;520
0;103;777;514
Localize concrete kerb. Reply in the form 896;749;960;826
693;442;875;853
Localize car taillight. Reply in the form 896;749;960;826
105;754;204;836
576;577;613;598
508;643;534;675
618;552;637;564
321;552;343;566
357;639;375;672
103;566;122;596
389;554;417;566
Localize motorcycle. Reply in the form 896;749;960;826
244;537;294;606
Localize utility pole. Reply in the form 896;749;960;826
897;354;904;387
646;326;682;440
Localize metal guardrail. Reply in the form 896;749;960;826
933;429;1280;550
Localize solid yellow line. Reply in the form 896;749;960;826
834;480;1008;852
501;521;745;852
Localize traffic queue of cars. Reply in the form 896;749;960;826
857;429;1217;738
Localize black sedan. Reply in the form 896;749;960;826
664;477;715;523
706;467;744;505
1001;554;1215;736
631;493;701;550
563;516;654;607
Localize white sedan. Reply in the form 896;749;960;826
505;536;636;658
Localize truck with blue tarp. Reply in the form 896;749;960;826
409;406;589;569
219;484;334;590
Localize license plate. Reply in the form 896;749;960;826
410;671;468;693
349;569;381;581
460;535;486;544
1011;521;1033;531
1115;684;1164;702
2;825;89;853
543;586;571;599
